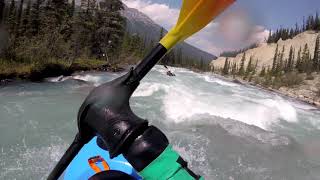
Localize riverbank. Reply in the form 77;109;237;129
0;58;126;85
216;73;320;108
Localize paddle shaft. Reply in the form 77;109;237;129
47;44;167;179
131;43;167;83
47;133;88;180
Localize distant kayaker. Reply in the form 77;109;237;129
164;65;176;76
166;70;175;76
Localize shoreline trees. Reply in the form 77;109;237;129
0;0;211;79
216;34;320;88
267;13;320;44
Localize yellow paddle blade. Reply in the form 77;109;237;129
160;0;235;50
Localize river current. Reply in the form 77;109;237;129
1;66;320;179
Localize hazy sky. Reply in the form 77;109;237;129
123;0;320;55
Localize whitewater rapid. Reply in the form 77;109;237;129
1;66;320;179
131;67;311;130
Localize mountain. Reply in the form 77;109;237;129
121;5;216;64
210;31;320;71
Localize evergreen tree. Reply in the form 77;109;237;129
73;0;96;56
68;0;75;17
16;0;25;30
80;0;86;11
20;0;31;35
29;0;41;36
222;57;229;75
301;43;311;73
245;55;253;76
276;46;285;74
252;60;258;75
260;66;266;77
264;12;320;44
313;35;320;71
296;47;302;72
238;52;246;76
266;66;271;75
315;12;320;31
0;0;5;24
231;62;237;78
7;0;16;33
287;46;294;72
272;44;278;74
311;15;315;30
0;0;143;70
43;0;69;34
303;16;306;31
312;15;317;30
294;23;300;35
105;0;126;54
267;30;272;43
139;36;147;56
306;16;311;30
93;0;126;59
288;28;293;38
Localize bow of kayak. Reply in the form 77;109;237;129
64;137;141;180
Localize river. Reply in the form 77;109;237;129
1;66;320;180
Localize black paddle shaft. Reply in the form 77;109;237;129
47;43;167;180
130;43;167;83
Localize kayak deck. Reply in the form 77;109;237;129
64;137;141;180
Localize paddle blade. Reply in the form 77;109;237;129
160;0;235;50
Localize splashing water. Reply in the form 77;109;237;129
1;66;320;180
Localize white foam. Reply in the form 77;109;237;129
152;66;168;74
259;98;298;122
133;82;168;97
163;84;215;123
46;75;65;82
72;74;103;86
46;75;76;83
291;101;318;111
0;137;68;180
203;75;238;87
162;83;298;130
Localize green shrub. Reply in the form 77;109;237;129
280;72;303;87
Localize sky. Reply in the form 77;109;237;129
122;0;320;56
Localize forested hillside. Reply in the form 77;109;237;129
0;0;131;80
0;0;211;81
122;4;216;64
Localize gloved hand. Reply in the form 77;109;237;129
77;69;149;158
